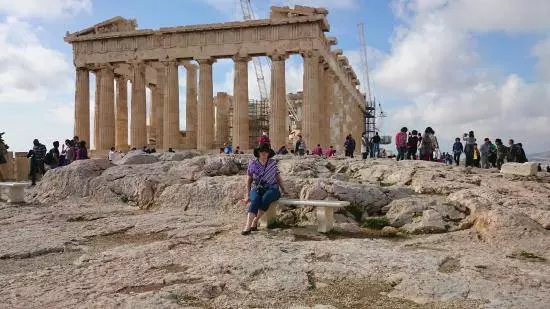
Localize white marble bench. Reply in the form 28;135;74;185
259;198;350;233
0;182;29;203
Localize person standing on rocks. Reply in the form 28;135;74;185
480;138;492;169
242;143;287;235
420;127;438;161
295;135;306;156
361;132;369;159
371;132;381;158
76;141;89;160
395;127;408;161
494;139;508;170
452;138;464;166
473;143;481;167
463;131;476;167
27;139;47;186
407;130;419;160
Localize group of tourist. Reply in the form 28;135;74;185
391;127;440;162
27;136;88;185
452;131;528;169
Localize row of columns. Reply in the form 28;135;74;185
74;51;364;153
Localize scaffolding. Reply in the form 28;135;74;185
248;98;270;147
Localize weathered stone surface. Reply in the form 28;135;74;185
114;151;160;165
7;156;550;308
501;162;538;177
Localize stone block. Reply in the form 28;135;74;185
500;162;538;177
14;152;30;181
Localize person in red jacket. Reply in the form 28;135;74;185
395;127;408;161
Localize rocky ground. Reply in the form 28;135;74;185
1;152;550;308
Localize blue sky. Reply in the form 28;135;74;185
1;0;549;153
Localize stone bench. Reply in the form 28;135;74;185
500;162;538;177
259;198;350;233
0;182;29;203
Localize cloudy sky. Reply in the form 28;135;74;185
0;0;549;153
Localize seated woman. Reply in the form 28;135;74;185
242;143;287;235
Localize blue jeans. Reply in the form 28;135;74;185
371;143;380;158
248;187;281;215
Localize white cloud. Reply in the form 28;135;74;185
377;0;550;153
0;0;92;20
0;17;73;105
46;104;74;124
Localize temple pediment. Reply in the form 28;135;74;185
65;16;137;41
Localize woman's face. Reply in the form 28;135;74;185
259;151;269;160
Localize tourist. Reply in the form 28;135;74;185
44;141;61;169
0;133;8;180
167;147;175;153
517;143;528;163
224;143;233;154
417;132;423;159
108;147;116;162
452;138;463;166
344;134;355;158
407;130;418;160
507;139;518;162
446;153;453;165
61;139;74;166
312;144;323;156
494;139;508;170
73;136;80;146
257;131;271;147
28;139;47;186
142;146;151;154
295;135;306;156
242;143;287;235
371;132;381;158
361;132;369;159
419;127;438;161
473;143;480;167
537;163;542;172
480;138;492;169
325;146;335;157
76;141;89;160
276;145;288;155
395;127;408;161
150;148;156;153
463;131;476;167
234;146;242;154
547;166;550;173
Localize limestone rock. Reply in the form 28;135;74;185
501;162;538;177
114;151;160;165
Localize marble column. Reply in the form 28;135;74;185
183;62;198;149
154;65;165;150
214;92;231;148
197;58;215;151
323;68;334;147
269;52;288;149
163;60;180;150
149;84;158;146
115;75;128;151
232;55;250;151
302;50;321;149
74;67;90;145
94;70;101;150
131;62;147;148
97;65;115;151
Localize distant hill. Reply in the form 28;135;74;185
529;151;550;165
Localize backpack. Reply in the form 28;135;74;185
44;150;54;165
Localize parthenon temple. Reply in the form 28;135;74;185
65;5;366;154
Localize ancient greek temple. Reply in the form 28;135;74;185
65;5;366;154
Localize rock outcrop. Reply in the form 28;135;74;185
1;153;549;308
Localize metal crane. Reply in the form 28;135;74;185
239;0;300;123
357;23;377;139
240;0;268;101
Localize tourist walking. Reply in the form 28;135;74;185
452;138;463;166
463;131;476;167
28;139;47;186
371;132;381;158
480;138;492;169
419;127;438;161
361;132;369;159
407;130;418;160
395;127;408;161
295;135;306;156
242;143;287;235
